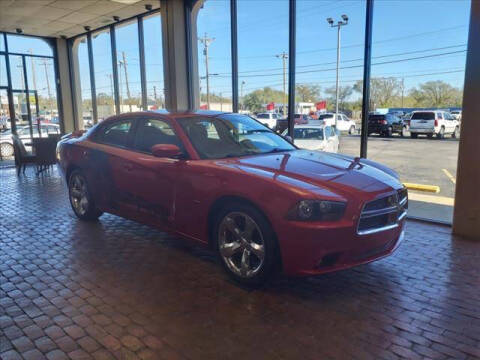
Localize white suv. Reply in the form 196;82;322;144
409;110;460;139
316;113;356;134
255;112;280;128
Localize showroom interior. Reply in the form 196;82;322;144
0;0;479;359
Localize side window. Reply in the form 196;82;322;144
133;119;183;153
437;112;443;120
98;120;132;147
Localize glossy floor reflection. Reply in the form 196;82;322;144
1;167;479;359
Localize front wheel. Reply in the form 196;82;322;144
349;125;355;135
452;126;460;139
214;203;278;285
68;170;103;221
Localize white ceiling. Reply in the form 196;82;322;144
0;0;160;38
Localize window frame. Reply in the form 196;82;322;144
131;117;186;156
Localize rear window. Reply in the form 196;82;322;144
256;114;269;119
411;112;435;120
318;114;333;119
369;115;385;121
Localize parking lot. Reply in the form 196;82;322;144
339;134;458;222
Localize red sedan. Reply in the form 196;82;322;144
58;111;407;285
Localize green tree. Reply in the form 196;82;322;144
354;77;401;108
295;84;320;102
242;87;286;113
409;81;462;107
324;85;353;111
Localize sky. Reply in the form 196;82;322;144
1;0;471;112
198;0;471;102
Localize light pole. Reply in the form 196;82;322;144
240;81;246;111
276;52;288;117
327;14;349;129
198;33;215;109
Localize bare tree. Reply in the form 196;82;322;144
295;84;321;102
409;81;462;107
324;85;353;110
354;77;401;108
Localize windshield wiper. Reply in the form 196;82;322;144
263;148;294;154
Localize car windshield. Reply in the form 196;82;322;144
256;114;269;119
177;114;295;159
318;114;333;119
282;127;324;140
411;112;435;120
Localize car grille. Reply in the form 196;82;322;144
357;188;408;235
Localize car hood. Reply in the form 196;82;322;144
222;149;402;199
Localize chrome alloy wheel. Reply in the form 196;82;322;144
218;212;265;278
70;174;89;216
0;143;14;158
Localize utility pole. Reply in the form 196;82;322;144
198;33;215;109
327;14;349;129
401;77;405;107
276;51;288;117
240;80;246;111
107;74;113;100
29;49;37;90
153;85;158;107
121;51;132;111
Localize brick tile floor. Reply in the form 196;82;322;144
1;167;480;359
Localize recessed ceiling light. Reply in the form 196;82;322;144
110;0;142;4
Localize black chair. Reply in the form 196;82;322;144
12;135;37;176
32;137;57;174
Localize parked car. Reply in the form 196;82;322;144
368;113;408;137
254;112;280;129
58;111;407;285
409;110;459;139
274;113;311;133
0;123;61;157
314;113;355;133
450;110;462;121
282;125;339;153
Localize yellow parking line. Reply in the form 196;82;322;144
442;169;456;184
403;183;440;193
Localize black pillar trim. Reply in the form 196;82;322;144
138;17;148;111
87;33;97;124
287;0;296;139
231;0;238;113
360;0;374;158
110;25;120;115
3;33;17;134
184;0;194;110
67;38;79;131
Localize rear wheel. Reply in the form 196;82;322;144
214;203;278;285
68;170;103;221
437;127;445;139
452;126;460;139
427;133;433;139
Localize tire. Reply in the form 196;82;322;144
401;126;408;137
437;127;445;139
410;133;418;139
427;133;433;139
386;127;393;137
0;142;14;158
213;202;278;285
349;125;355;135
68;170;103;221
452;126;460;139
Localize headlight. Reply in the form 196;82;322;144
288;200;346;221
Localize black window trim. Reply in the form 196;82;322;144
130;117;188;158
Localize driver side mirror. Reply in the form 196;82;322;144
151;144;182;158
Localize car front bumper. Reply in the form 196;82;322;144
276;217;406;276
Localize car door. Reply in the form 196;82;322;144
123;118;185;228
88;118;136;215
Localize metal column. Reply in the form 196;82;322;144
360;0;374;158
138;17;148;111
87;33;97;124
287;0;296;139
3;33;17;134
110;26;120;115
230;0;239;113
